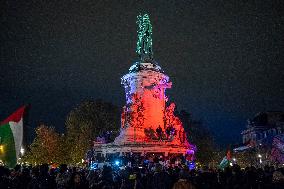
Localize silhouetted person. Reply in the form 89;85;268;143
156;125;163;141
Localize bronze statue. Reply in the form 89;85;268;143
136;14;153;62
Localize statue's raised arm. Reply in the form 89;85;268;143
136;14;153;62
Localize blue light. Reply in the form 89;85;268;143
144;160;149;164
90;162;98;170
115;160;120;166
187;161;196;170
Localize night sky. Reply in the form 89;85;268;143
1;0;284;145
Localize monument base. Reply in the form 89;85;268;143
93;141;192;157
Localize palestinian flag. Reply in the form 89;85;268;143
219;156;230;169
219;150;232;169
0;106;27;167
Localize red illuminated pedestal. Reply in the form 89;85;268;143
95;62;195;157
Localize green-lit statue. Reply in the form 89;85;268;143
136;14;153;62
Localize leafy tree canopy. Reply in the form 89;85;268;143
177;110;221;165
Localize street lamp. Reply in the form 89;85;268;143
0;137;3;152
257;154;262;167
20;147;25;156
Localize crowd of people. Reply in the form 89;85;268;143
0;162;284;189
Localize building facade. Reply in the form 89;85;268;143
242;111;284;146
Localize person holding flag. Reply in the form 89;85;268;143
0;105;28;167
219;149;232;170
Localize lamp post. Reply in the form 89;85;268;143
232;157;237;165
20;147;25;156
0;137;3;153
257;154;262;167
0;137;4;166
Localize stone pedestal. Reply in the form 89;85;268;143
94;62;194;157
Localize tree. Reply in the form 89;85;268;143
64;99;120;165
178;110;219;165
23;124;62;165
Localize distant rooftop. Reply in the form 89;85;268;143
250;111;284;127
